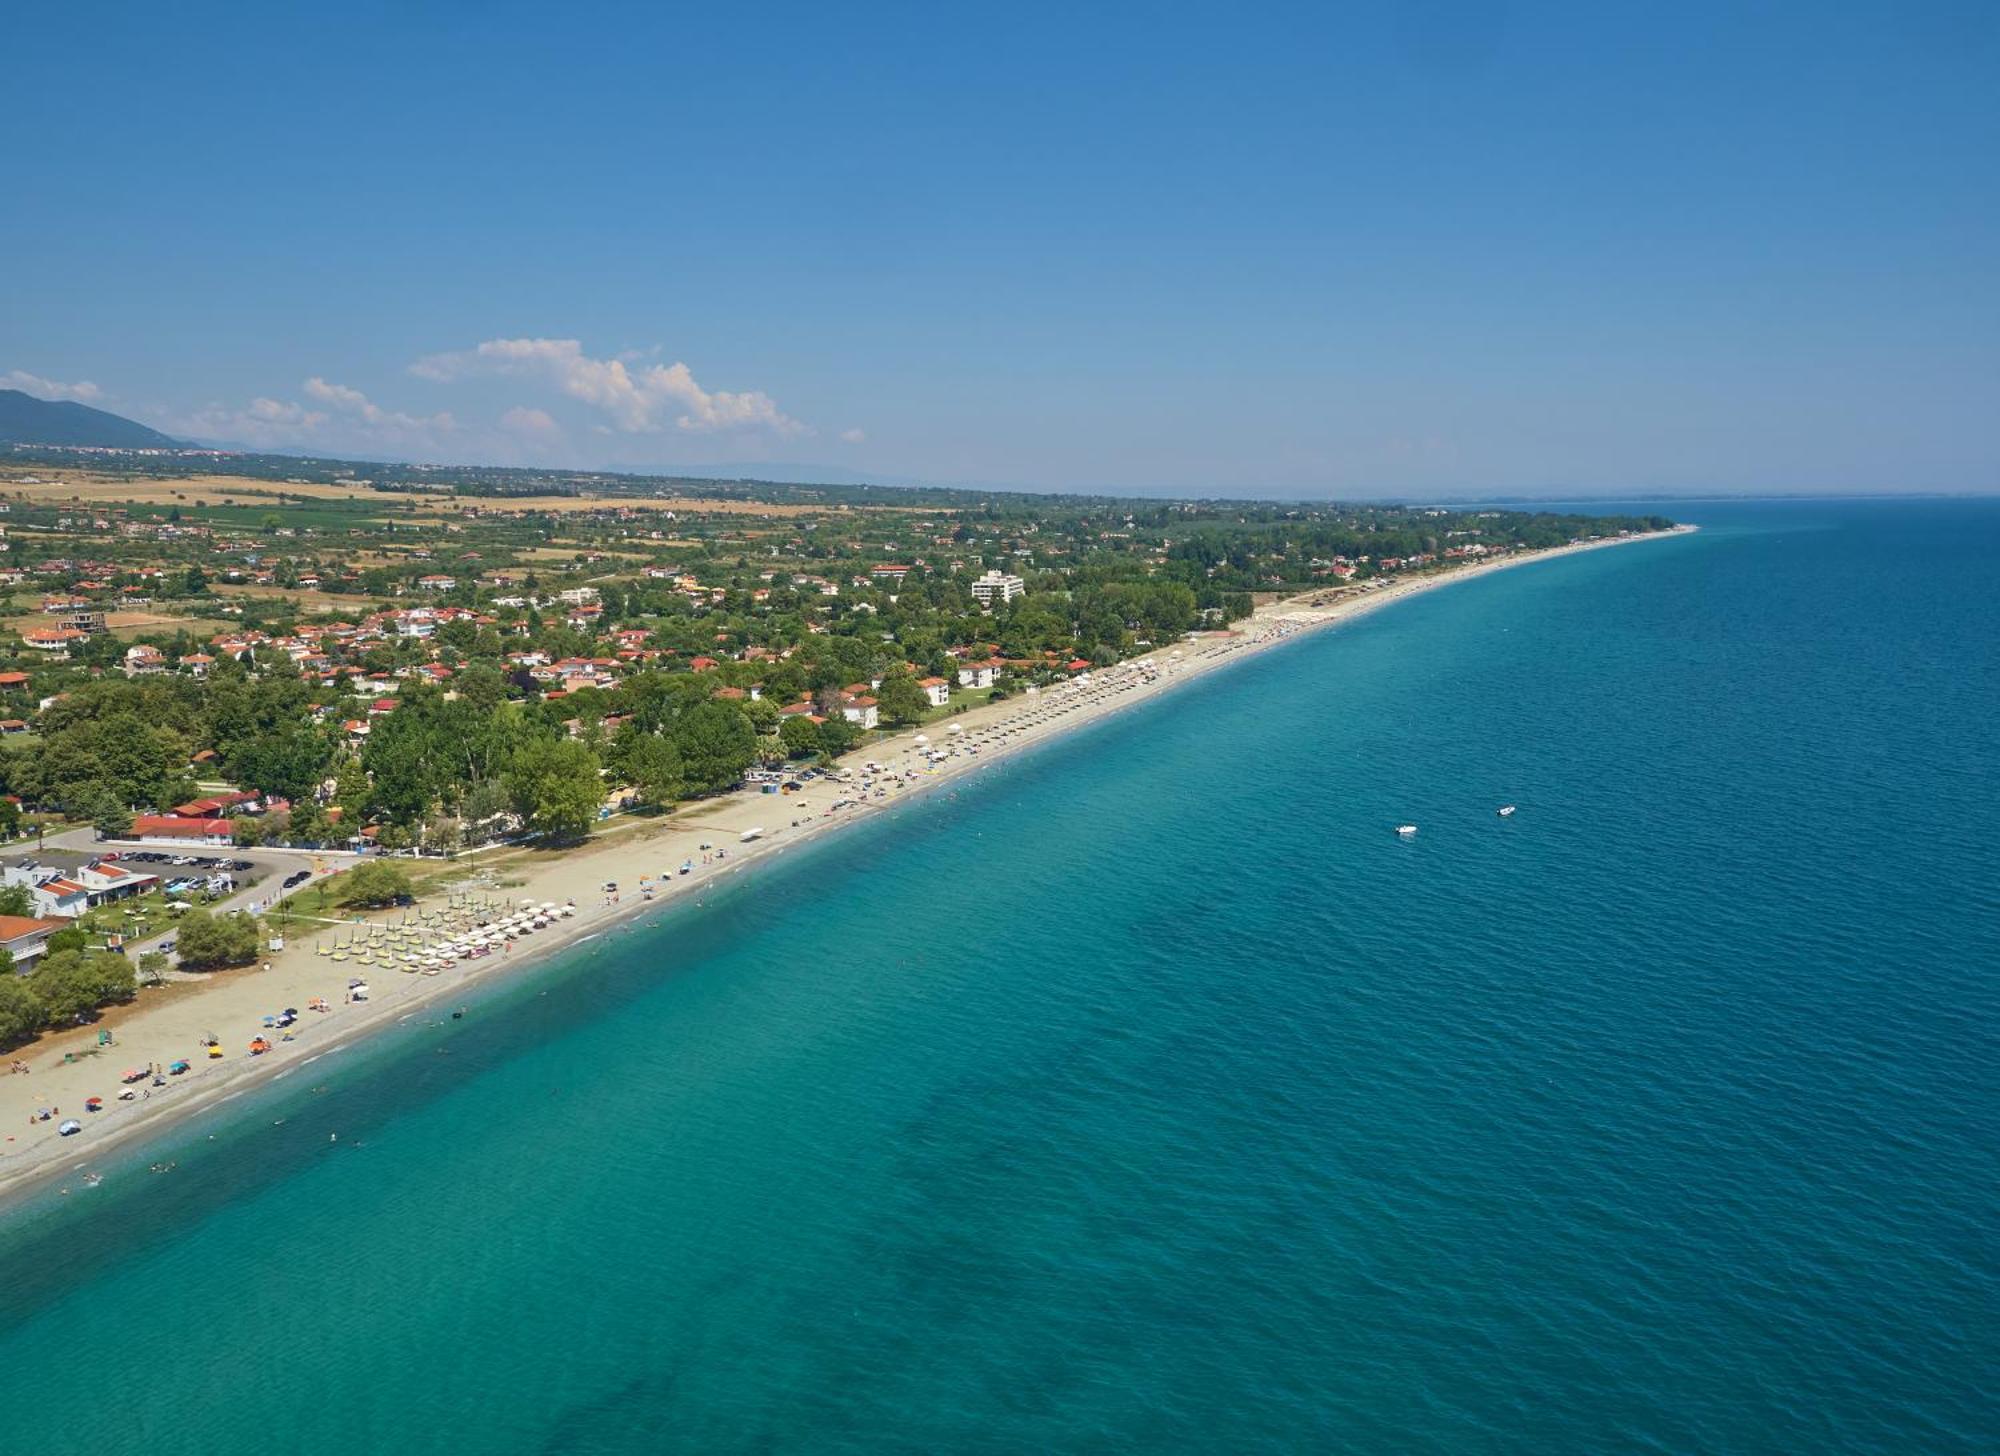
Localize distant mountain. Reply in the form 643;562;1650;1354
0;389;183;448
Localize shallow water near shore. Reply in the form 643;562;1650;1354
1;499;1994;1454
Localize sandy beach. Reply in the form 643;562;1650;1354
0;526;1692;1201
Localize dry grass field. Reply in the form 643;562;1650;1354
0;468;920;519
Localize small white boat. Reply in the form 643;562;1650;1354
1497;805;1517;817
1395;824;1418;837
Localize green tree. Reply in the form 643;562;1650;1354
0;974;43;1044
505;737;602;843
614;731;684;810
672;701;756;794
338;860;413;908
816;713;863;758
334;758;371;827
778;714;821;759
30;949;136;1021
174;910;262;971
0;883;34;918
231;723;332;803
91;791;133;840
875;670;929;726
287;797;329;844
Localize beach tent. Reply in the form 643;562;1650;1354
58;1119;81;1136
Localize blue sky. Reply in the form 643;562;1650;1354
4;0;1995;496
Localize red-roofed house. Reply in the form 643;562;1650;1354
76;860;159;902
129;815;235;846
27;877;91;919
172;790;259;819
956;659;1001;690
0;915;69;972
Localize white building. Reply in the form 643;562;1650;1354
970;570;1025;609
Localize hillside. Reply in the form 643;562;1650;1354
0;388;181;448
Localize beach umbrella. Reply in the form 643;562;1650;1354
85;1097;103;1111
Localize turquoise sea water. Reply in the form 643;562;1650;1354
1;499;1995;1454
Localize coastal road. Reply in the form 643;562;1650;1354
37;824;354;971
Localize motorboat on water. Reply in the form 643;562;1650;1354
1395;824;1418;837
1497;805;1517;817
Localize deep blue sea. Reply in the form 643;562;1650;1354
1;499;1994;1454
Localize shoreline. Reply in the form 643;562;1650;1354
0;524;1694;1208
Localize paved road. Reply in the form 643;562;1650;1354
32;825;354;970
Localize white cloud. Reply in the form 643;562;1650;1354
180;378;453;452
302;377;454;435
499;405;560;434
840;427;867;444
412;337;804;437
3;369;103;403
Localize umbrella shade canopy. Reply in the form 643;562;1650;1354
58;1120;81;1135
